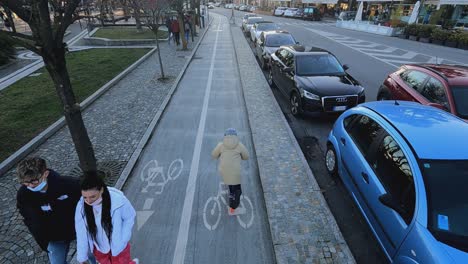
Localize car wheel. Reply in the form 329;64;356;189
377;87;392;101
290;93;302;116
267;68;276;88
325;143;338;177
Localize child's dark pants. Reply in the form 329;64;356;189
228;184;242;209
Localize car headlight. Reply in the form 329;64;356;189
303;90;320;100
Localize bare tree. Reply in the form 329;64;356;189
0;0;97;176
141;0;169;80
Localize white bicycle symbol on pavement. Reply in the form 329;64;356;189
140;159;184;194
203;183;254;231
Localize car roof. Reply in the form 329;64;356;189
247;17;263;21
362;101;468;160
405;64;468;86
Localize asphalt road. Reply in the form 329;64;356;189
123;15;275;264
211;7;465;264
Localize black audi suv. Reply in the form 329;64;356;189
268;45;365;116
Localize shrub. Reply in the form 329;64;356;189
447;30;463;43
405;24;418;35
431;28;450;41
458;33;468;46
391;20;407;28
417;24;436;38
0;35;15;66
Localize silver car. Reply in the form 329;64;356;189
242;17;263;35
249;21;280;43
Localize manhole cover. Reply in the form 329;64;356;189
68;160;126;187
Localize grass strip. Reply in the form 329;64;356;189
0;48;150;163
94;27;168;40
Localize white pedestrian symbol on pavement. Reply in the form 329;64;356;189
140;159;184;194
203;183;254;231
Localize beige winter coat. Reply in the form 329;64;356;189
211;135;249;185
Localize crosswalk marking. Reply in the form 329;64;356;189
302;28;467;68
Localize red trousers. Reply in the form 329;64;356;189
93;243;136;264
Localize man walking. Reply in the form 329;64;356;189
171;17;180;46
16;157;95;264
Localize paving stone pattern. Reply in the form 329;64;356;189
0;33;203;263
231;25;356;264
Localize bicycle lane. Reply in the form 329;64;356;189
122;13;275;264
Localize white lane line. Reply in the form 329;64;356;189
367;51;419;60
143;198;154;210
172;19;221;264
359;46;398;53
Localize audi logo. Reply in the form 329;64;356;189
336;97;347;103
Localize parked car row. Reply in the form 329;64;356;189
225;4;257;13
241;16;468;264
274;6;322;21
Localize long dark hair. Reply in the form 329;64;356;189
80;175;113;244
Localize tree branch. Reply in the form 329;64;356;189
0;0;33;23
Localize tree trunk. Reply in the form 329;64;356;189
155;29;165;79
178;15;187;50
42;48;97;176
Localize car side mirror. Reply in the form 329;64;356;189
428;103;448;111
379;193;404;215
343;64;349;71
282;67;293;73
296;41;300;44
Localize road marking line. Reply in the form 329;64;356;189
143;198;154;210
172;19;221;264
366;51;419;60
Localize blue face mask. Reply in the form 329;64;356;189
27;179;47;192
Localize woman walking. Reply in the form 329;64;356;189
75;175;138;264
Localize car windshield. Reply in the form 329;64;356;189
278;7;287;10
265;34;296;47
451;86;468;119
421;159;468;252
296;54;345;76
247;18;263;25
257;23;279;31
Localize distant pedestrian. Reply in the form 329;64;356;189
75;174;138;264
201;8;206;28
166;17;173;44
16;157;96;264
171;17;180;46
184;17;191;42
211;128;249;215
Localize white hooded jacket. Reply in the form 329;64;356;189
211;135;249;185
75;187;136;262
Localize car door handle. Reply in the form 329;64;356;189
340;137;346;146
361;172;369;184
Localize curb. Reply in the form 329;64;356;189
0;47;158;177
114;18;214;190
229;17;356;264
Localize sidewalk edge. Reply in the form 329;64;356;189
0;47;157;177
114;19;214;190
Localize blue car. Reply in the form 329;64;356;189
326;101;468;263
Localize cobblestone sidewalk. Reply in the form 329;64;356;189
0;32;204;263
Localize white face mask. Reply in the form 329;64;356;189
86;196;102;207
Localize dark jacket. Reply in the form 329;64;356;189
17;170;81;251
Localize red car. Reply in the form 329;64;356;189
377;64;468;120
